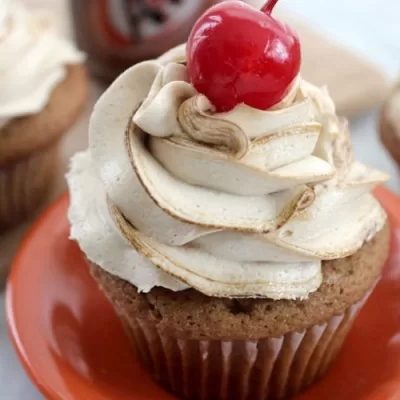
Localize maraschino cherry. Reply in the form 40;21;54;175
187;0;301;112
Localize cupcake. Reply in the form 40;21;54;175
380;81;400;166
68;1;390;399
0;0;86;231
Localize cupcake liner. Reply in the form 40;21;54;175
0;142;59;232
117;291;370;400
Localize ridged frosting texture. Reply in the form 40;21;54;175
68;44;388;300
0;1;85;121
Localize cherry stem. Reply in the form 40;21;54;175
261;0;279;14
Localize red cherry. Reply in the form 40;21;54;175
186;0;301;112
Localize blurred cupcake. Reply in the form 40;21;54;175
68;2;389;399
380;81;400;166
0;0;86;231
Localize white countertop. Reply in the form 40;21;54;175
1;0;400;399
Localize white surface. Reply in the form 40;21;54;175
1;0;400;399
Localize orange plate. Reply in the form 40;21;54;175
5;187;400;400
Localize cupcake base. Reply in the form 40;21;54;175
89;223;389;400
121;293;368;400
0;64;87;232
0;142;59;232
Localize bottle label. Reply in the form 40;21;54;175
97;0;204;46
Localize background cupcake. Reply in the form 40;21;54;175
67;2;390;399
0;0;86;232
380;81;400;167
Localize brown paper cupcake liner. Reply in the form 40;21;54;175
0;141;60;232
118;291;370;400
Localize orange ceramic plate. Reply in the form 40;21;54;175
6;187;400;400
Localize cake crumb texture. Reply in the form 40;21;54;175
0;64;87;166
91;222;390;340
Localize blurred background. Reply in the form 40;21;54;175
1;0;400;398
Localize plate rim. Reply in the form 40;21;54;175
5;186;400;400
6;193;71;400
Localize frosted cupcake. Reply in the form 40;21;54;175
380;80;400;166
0;0;86;231
68;1;389;399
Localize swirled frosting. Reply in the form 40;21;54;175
0;1;85;125
68;44;388;300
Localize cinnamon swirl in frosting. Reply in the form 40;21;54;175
68;44;387;300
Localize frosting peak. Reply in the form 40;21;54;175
68;44;387;300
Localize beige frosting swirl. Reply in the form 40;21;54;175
0;1;85;123
68;44;387;300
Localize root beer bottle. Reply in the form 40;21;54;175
71;0;220;82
